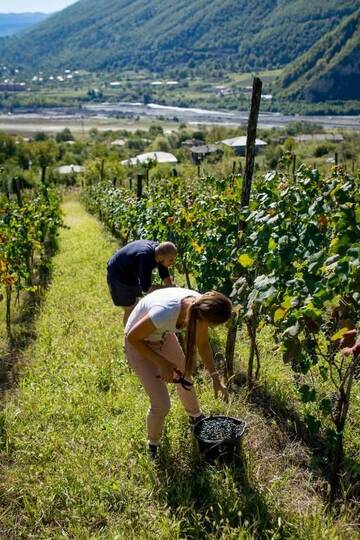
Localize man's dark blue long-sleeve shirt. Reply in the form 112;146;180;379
107;240;170;292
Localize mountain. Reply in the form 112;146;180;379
0;13;49;37
0;0;359;74
278;8;360;101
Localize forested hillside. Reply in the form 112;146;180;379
279;8;360;101
0;0;358;73
0;13;48;37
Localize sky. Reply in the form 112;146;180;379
0;0;77;13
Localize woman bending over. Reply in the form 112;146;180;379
125;287;232;459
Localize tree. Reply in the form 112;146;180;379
31;140;58;170
56;128;74;143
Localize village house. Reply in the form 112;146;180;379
121;151;178;166
218;136;267;156
189;144;223;165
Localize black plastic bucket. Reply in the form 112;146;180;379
193;415;246;461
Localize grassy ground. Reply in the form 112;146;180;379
0;195;358;539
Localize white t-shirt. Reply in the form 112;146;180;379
125;287;201;342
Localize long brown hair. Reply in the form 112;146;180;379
184;291;232;377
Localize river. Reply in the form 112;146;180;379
87;102;360;129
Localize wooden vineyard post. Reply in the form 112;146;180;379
6;285;12;342
292;154;297;181
0;167;9;199
182;259;192;289
137;174;143;200
225;311;238;380
232;161;236;175
335;152;338;166
226;77;262;383
240;77;262;219
129;177;133;190
100;159;105;182
12;177;23;206
41;165;47;184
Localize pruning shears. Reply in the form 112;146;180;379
156;368;193;391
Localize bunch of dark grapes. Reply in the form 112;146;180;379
197;418;244;442
306;336;318;363
291;356;309;373
322;321;335;339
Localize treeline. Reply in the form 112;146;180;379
279;8;360;102
0;0;358;74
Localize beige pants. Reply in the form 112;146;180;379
125;333;201;444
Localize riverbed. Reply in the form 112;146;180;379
0;102;359;135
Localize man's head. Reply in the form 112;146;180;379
155;241;177;267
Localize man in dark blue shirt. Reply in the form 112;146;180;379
107;240;177;324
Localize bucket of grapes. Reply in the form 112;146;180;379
193;415;246;461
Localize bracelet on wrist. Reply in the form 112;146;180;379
210;371;220;378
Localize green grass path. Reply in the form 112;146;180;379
0;196;356;539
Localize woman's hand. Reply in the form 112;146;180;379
212;375;229;402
